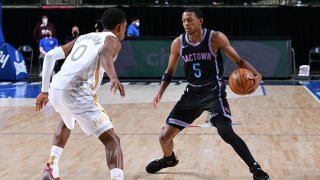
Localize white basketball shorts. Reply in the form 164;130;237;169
48;87;113;136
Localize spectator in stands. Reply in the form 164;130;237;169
126;17;140;37
94;20;104;32
241;0;259;5
155;0;169;4
65;26;80;44
212;0;223;5
39;29;59;76
33;15;56;43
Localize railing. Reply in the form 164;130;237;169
2;0;320;6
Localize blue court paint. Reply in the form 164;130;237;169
261;84;266;96
305;81;320;102
0;82;41;98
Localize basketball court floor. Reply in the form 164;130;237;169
0;80;319;179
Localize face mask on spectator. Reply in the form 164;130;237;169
46;33;51;38
42;18;48;26
72;31;79;37
135;22;140;27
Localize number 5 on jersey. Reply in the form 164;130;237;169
193;63;201;78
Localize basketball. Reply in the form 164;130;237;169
228;68;255;95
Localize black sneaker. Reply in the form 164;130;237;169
250;162;270;180
146;152;179;173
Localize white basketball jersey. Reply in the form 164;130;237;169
50;32;117;93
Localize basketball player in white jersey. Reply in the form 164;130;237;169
36;8;127;180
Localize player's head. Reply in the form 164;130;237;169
182;7;204;35
101;8;127;41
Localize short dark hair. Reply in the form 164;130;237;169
132;17;139;21
101;8;126;30
184;7;203;19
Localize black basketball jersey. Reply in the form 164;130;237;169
180;28;224;86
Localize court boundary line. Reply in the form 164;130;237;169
303;85;320;103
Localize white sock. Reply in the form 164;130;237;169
48;145;63;178
110;168;123;180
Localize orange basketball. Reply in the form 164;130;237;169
228;68;255;95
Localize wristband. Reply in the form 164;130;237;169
161;73;173;83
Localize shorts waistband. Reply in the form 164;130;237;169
188;82;215;87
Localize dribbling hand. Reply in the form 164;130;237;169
35;92;49;111
247;74;262;94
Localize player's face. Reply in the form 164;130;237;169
118;20;127;41
182;12;203;35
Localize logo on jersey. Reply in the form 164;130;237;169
182;52;212;62
182;44;189;49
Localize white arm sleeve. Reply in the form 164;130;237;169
41;47;65;92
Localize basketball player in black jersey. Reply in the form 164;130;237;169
145;7;270;180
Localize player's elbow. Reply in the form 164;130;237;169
44;51;54;61
44;47;66;61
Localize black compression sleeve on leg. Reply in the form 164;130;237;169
213;115;256;167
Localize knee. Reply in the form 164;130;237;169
53;132;61;141
100;132;120;146
114;134;120;144
111;134;121;145
214;117;236;144
54;122;69;139
159;133;171;145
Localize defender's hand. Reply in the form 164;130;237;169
153;94;162;110
36;92;49;111
110;79;125;98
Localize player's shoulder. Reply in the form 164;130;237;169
170;36;181;49
175;35;181;42
211;31;229;43
212;31;225;38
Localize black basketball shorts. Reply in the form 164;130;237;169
166;82;232;130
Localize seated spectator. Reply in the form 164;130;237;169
39;29;59;76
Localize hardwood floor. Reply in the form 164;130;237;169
0;85;319;179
